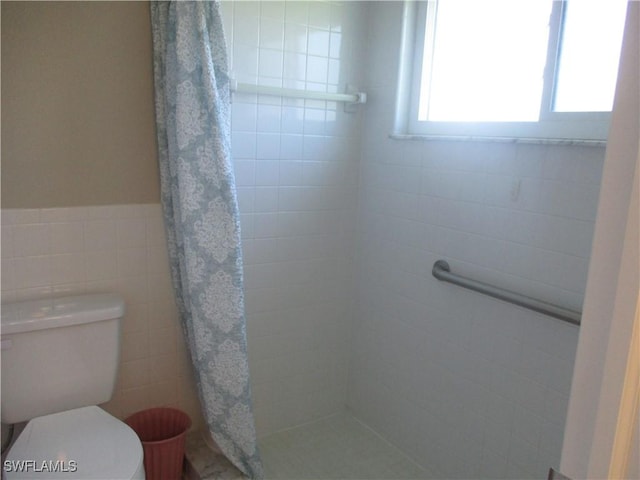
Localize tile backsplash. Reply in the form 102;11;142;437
1;204;203;426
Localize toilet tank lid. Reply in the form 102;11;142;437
1;294;125;335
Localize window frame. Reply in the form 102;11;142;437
398;0;614;142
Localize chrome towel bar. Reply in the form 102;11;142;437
432;260;581;326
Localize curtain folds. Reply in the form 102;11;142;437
149;2;263;478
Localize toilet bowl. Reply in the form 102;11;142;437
5;407;144;479
1;294;145;479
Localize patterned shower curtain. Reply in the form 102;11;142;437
149;2;263;478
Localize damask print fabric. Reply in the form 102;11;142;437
149;2;263;478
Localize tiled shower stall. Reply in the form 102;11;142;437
1;2;607;479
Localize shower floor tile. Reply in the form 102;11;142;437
260;412;434;479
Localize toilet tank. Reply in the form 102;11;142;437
1;294;125;424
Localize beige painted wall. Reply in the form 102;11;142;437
1;1;159;208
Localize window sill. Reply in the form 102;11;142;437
389;133;607;148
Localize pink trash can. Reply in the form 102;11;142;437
125;407;191;480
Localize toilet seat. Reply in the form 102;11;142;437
5;406;144;479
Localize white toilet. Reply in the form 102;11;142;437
1;293;145;479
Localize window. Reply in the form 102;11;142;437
399;0;628;141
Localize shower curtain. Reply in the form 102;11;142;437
150;2;263;478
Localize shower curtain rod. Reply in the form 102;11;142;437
432;260;582;326
230;79;367;105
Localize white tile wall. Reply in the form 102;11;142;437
348;2;605;479
1;205;203;426
222;0;366;437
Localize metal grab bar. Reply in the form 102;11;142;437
432;260;581;326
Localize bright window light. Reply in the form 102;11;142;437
553;0;628;112
407;0;629;139
419;0;553;122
